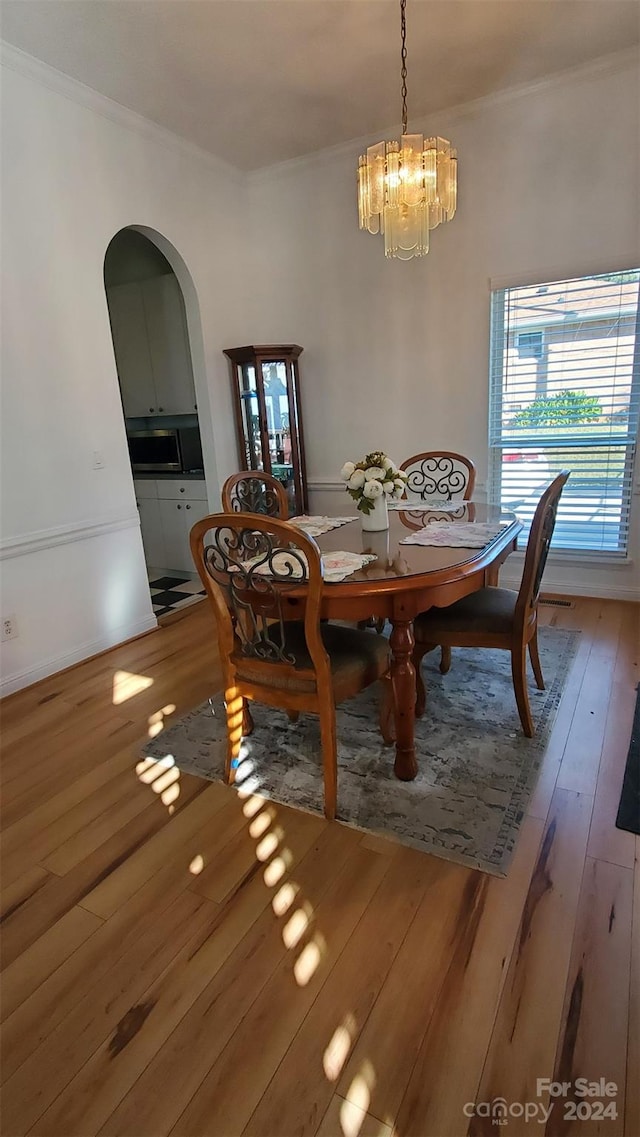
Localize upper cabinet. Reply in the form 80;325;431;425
107;275;197;418
224;344;308;516
106;282;156;417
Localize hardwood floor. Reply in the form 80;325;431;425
0;597;637;1137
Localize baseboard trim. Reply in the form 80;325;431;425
500;576;640;603
0;614;158;698
0;513;140;560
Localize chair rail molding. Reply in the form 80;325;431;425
0;512;141;560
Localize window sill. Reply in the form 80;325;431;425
509;549;633;569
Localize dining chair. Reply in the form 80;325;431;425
221;471;289;518
411;472;570;737
374;452;476;649
399;451;476;501
190;513;390;819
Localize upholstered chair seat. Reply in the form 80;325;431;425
415;587;519;637
234;622;389;694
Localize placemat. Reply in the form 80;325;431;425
400;520;507;547
289;515;356;536
243;549;376;582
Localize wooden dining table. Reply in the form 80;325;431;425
285;502;522;782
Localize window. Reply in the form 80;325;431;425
517;331;544;359
489;269;640;555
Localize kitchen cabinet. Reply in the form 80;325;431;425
223;345;308;515
136;497;165;569
157;498;210;572
107;275;197;418
134;478;209;574
143;276;197;415
107;283;156;418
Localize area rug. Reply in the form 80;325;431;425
616;685;640;835
144;626;579;876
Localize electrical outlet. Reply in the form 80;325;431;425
92;450;105;470
2;615;18;641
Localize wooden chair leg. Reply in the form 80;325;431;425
242;700;254;735
528;627;545;690
511;644;535;737
318;700;338;820
439;646;452;674
412;645;430;718
287;710;300;724
224;686;244;785
378;675;395;745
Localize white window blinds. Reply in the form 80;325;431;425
489;269;640;555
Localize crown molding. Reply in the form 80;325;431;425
0;40;244;185
1;36;636;187
248;45;639;183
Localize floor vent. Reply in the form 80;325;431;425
539;597;575;608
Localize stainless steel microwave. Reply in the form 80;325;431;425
127;427;203;474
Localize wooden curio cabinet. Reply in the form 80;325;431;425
223;345;308;515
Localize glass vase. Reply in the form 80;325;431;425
360;495;389;532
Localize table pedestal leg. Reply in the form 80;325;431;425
390;617;418;781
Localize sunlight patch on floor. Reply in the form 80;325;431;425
282;902;312;949
112;669;153;705
255;828;282;862
272;881;299;917
338;1094;394;1137
293;933;325;986
249;808;274;839
147;704;177;738
323;1015;356;1081
263;852;290;887
345;1062;376;1117
135;754;181;812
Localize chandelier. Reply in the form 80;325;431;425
357;0;457;260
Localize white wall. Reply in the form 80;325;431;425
246;55;640;600
0;52;248;694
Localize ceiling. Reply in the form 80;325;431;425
1;0;638;170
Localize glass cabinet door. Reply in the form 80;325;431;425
237;364;264;470
261;360;297;512
225;344;307;516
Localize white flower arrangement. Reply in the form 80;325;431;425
340;450;408;514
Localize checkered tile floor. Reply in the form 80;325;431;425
149;574;206;618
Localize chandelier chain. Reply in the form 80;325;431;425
400;0;408;135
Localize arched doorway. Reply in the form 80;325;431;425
104;227;211;621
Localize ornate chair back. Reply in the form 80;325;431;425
190;513;329;690
221;471;289;519
399;451;476;501
515;472;570;625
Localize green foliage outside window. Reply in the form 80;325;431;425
513;390;602;427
